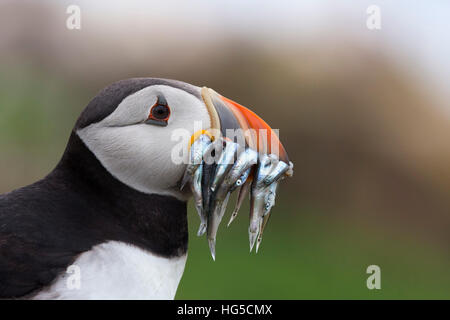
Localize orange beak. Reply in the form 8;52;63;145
201;87;289;164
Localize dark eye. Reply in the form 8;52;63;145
151;104;170;120
146;99;171;126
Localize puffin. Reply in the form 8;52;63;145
0;78;285;300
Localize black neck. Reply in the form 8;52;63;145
50;132;188;258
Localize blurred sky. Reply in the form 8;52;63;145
61;0;450;112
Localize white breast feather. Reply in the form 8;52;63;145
33;241;187;300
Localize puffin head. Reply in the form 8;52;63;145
75;78;288;200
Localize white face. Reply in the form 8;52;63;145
77;85;211;200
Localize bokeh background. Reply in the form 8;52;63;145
1;0;449;299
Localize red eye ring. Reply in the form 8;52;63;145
147;101;171;124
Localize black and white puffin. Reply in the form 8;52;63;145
0;78;287;299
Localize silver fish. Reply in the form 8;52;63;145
207;192;231;260
206;143;255;259
210;141;239;192
264;181;278;215
226;148;258;192
227;169;252;227
255;181;278;253
202;139;225;165
248;192;264;252
263;161;290;186
182;133;294;259
209;147;256;230
180;134;212;190
232;166;251;191
190;164;207;236
256;160;294;250
248;154;278;251
198;139;225;239
286;161;294;177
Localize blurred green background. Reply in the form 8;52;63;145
1;0;449;299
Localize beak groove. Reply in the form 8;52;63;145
201;87;289;163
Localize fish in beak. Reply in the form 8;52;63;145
183;87;294;260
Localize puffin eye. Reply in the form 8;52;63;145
151;104;170;120
146;99;171;126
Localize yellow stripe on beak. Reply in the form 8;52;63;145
188;129;214;151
